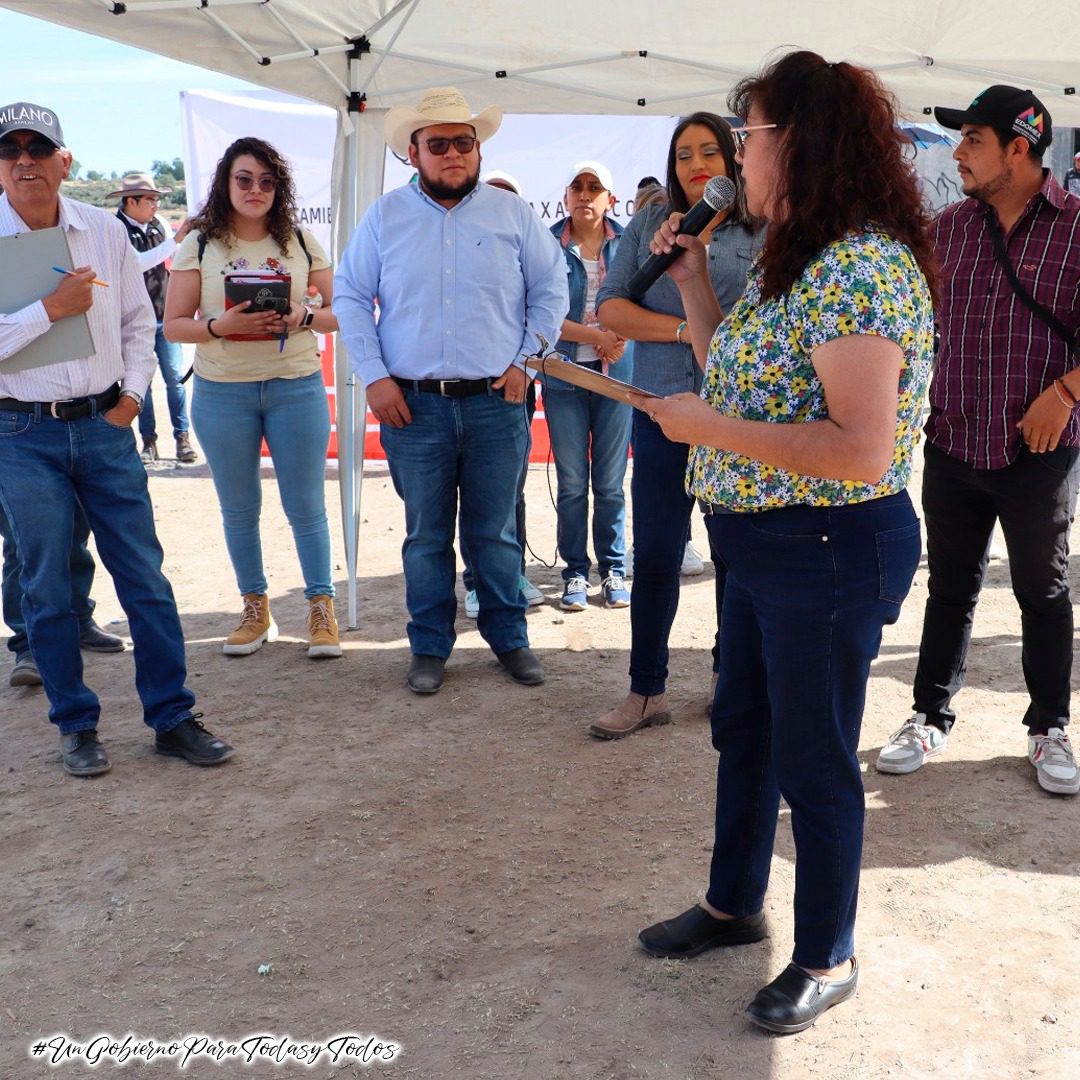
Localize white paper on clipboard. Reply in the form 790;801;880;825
0;227;95;373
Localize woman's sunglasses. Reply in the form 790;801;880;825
231;173;277;192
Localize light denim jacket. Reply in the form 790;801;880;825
596;201;763;398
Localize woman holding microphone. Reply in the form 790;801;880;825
634;51;936;1032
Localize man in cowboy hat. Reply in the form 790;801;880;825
109;172;197;465
0;100;233;775
335;86;567;694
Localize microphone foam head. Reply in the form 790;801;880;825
703;175;737;212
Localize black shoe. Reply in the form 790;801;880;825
79;621;126;653
496;646;545;686
60;730;111;777
407;654;445;694
10;653;43;687
155;715;234;766
639;905;768;958
744;959;859;1034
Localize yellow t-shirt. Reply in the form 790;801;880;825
172;228;330;382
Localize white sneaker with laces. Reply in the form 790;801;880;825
876;714;948;774
519;575;545;607
681;542;705;576
1028;728;1080;795
464;589;479;619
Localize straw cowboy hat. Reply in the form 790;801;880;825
384;86;502;159
107;172;171;199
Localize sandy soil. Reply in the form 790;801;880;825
1;412;1079;1080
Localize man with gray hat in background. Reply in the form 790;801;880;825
109;172;197;464
0;100;233;776
335;86;567;695
876;85;1080;795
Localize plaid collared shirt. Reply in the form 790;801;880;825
927;171;1080;469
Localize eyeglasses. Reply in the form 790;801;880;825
0;139;58;161
732;123;789;153
134;195;160;205
231;172;277;192
419;135;478;156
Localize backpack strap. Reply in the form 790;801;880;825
294;228;312;268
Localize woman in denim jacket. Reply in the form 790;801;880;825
590;114;762;738
542;162;633;612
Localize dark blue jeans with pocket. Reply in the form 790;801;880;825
703;491;920;970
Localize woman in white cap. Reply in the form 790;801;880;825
164;137;341;661
542;161;633;612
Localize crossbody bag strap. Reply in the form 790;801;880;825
985;211;1080;358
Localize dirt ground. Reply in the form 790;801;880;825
2;413;1079;1080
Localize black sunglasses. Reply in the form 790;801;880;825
231;172;277;192
419;135;478;156
0;139;58;161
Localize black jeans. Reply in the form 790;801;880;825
913;442;1080;734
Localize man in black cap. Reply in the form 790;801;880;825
0;100;233;776
876;85;1080;796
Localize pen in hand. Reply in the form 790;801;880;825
53;266;109;288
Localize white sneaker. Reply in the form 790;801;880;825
1028;728;1080;795
681;542;705;576
876;714;948;774
519;575;545;607
464;589;479;619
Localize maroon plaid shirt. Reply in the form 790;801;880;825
927;171;1080;469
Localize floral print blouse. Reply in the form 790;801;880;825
687;229;934;511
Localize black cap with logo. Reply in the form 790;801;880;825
0;102;65;148
934;85;1052;153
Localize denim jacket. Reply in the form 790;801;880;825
541;215;633;390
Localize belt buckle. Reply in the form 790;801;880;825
438;379;461;397
50;398;75;419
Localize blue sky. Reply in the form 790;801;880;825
0;9;262;175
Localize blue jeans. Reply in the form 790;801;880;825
543;382;632;581
1;498;97;659
382;388;530;658
629;412;724;695
703;492;920;969
914;442;1079;734
0;407;196;734
192;372;333;599
138;324;190;440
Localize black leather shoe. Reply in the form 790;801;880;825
10;653;43;688
155;715;234;766
60;730;111;777
79;621;126;653
408;654;445;694
496;646;545;686
639;905;767;958
744;959;859;1034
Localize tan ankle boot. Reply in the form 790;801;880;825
589;692;671;740
307;595;342;659
223;593;277;656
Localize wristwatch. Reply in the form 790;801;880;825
301;310;316;329
120;388;144;414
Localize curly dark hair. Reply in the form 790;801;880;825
664;112;755;229
189;136;299;254
729;50;938;302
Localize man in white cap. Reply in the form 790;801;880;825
0;100;233;776
108;172;197;464
335;87;567;694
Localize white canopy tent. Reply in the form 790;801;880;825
5;0;1080;625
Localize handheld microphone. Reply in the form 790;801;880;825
627;175;737;299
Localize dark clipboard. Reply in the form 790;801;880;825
0;227;95;372
525;355;659;408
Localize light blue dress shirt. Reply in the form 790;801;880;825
334;181;568;387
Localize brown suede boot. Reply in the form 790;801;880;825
589;692;671;740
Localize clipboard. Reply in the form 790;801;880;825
525;355;659;408
0;227;95;372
